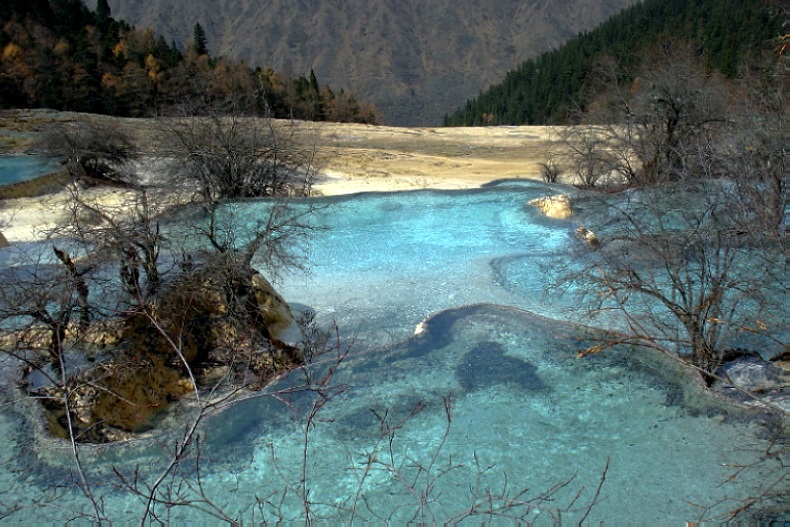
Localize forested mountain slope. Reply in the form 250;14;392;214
104;0;639;126
445;0;783;126
0;0;377;122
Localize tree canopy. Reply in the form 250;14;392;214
192;22;208;56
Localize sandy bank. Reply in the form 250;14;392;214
304;122;558;195
0;187;143;244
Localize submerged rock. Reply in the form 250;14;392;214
527;194;572;219
576;226;600;247
712;356;789;412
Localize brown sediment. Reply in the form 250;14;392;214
0;170;69;200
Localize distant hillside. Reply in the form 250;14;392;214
445;0;783;126
104;0;639;126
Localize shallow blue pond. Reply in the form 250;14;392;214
0;181;781;523
0;155;60;185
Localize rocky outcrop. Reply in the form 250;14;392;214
527;194;572;219
576;226;600;247
712;356;789;412
252;273;294;340
29;270;303;443
0;231;8;248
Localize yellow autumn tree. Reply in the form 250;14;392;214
112;39;129;61
1;42;31;81
144;53;163;85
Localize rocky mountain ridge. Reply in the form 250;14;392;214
104;0;638;125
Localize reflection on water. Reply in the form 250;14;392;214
0;182;782;523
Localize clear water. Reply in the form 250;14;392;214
0;182;782;523
0;155;60;185
275;184;584;346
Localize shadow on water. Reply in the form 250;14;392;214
455;340;546;393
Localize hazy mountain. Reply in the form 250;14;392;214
104;0;638;125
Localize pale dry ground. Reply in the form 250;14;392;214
301;121;559;195
0;112;562;242
0;188;143;243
